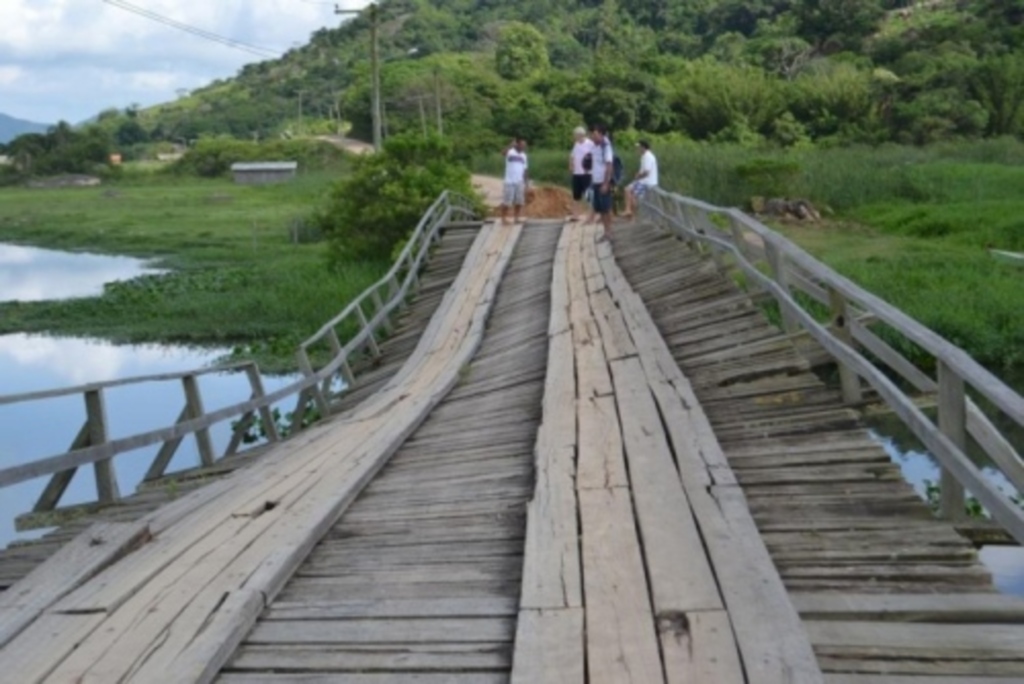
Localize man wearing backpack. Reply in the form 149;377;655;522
589;124;619;243
568;126;594;223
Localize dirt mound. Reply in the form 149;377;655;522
526;186;572;218
487;184;572;219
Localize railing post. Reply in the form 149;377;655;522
406;252;420;292
388;273;405;313
327;328;356;389
937;360;967;521
296;347;331;419
356;303;382;358
764;241;799;333
246;363;280;444
728;214;751;261
182;374;215;468
669;198;695;249
828;287;863;404
85;388;120;503
371;288;392;334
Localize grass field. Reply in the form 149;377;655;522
0;170;384;371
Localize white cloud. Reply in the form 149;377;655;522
0;0;371;123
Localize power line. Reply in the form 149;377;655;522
102;0;283;58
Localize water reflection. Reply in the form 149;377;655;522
0;243;161;302
869;412;1024;596
0;333;298;547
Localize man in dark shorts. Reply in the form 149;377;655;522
568;126;594;222
589;124;616;242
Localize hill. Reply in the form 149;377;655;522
85;0;1024;153
0;113;49;143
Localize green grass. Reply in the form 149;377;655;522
773;220;1024;373
0;172;385;372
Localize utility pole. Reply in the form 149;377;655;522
335;3;381;151
433;67;443;136
418;97;427;137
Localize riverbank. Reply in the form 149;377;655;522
0;172;384;372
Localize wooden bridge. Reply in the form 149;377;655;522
1;188;1024;683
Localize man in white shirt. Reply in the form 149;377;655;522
568;126;594;222
501;138;528;226
624;139;658;219
589;124;616;242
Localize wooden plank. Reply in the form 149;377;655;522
219;674;508;684
247;617;515;644
609;356;722;613
519;223;581;610
568;232;613;399
0;612;105;683
807;620;1024;658
519;446;581;609
266;597;517;620
576;395;627;490
232;643;511;673
579;486;664;684
510;608;584;684
590;289;636;361
790;592;1024;623
824;676;1024;684
659;610;744;684
0;522;149;648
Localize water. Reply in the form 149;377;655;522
0;243;163;302
0;334;299;547
868;370;1024;595
0;244;298;547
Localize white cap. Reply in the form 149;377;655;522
573;126;587;137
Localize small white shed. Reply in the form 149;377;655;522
231;161;298;185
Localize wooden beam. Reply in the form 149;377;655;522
938;360;967;521
0;522;149;648
85;389;119;503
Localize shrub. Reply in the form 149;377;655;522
317;134;484;265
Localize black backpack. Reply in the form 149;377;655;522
582;152;593;173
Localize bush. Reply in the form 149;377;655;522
169;139;347;177
317;134;484;265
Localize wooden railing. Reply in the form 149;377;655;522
641;188;1024;543
0;191;478;528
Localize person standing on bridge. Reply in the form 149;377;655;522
589;124;616;242
501;137;529;226
623;140;658;220
568;126;594;223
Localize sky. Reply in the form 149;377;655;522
0;0;370;125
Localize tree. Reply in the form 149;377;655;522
318;134;482;265
495;22;549;80
793;0;885;52
972;53;1024;135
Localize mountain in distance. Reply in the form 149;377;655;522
0;112;50;144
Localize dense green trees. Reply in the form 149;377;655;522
1;123;113;179
9;0;1024;158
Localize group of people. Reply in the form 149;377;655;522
500;124;659;244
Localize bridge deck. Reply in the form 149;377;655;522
221;220;559;682
1;219;1022;683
